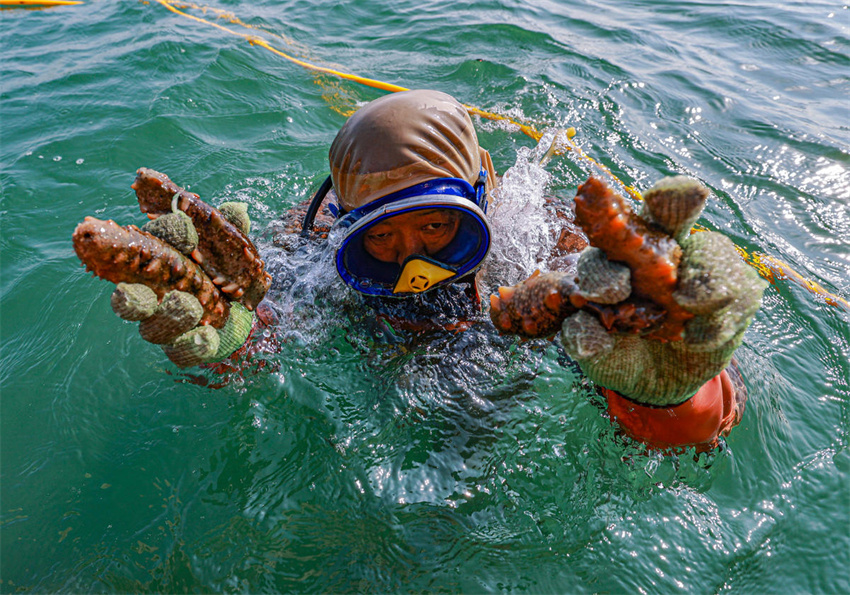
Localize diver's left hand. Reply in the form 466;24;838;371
490;176;767;406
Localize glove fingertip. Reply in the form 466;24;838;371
560;311;615;360
641;176;709;242
219;202;251;236
142;211;198;255
210;302;255;361
576;247;632;304
162;325;220;368
139;290;204;345
112;283;158;321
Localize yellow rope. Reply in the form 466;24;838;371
749;253;850;312
559;130;643;202
153;0;544;135
150;0;849;314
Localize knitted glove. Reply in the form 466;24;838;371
110;282;254;369
124;202;254;368
75;199;255;369
560;177;767;405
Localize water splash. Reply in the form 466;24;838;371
261;225;351;346
484;130;561;288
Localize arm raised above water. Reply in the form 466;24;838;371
490;175;767;407
73;170;269;368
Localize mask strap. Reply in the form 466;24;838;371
474;169;488;212
300;175;334;238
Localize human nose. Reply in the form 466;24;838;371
396;232;426;266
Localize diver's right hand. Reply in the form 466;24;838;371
112;200;256;368
490;176;767;406
73;186;260;369
109;283;253;368
559;176;767;405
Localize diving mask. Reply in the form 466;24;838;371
304;173;491;298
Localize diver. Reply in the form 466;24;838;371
285;89;501;331
103;89;767;451
271;89;767;450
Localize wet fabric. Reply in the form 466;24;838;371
329;90;497;212
361;274;484;333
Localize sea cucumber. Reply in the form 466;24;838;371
489;270;664;338
490;176;693;340
490;270;584;337
573;177;693;341
132;167;271;310
73;217;230;328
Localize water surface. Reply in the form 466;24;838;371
1;0;848;592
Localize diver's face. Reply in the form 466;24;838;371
363;209;460;265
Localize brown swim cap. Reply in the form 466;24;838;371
329;89;497;212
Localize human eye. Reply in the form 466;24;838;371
366;230;391;242
422;222;446;231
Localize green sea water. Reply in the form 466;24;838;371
2;0;849;592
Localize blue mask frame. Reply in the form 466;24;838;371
331;172;491;297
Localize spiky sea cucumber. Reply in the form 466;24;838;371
573;177;693;341
490;177;694;340
73;217;230;328
132;168;271;310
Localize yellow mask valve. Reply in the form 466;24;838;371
393;257;456;294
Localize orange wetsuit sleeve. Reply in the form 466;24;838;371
603;369;743;450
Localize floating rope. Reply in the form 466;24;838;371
152;0;543;138
150;0;849;313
